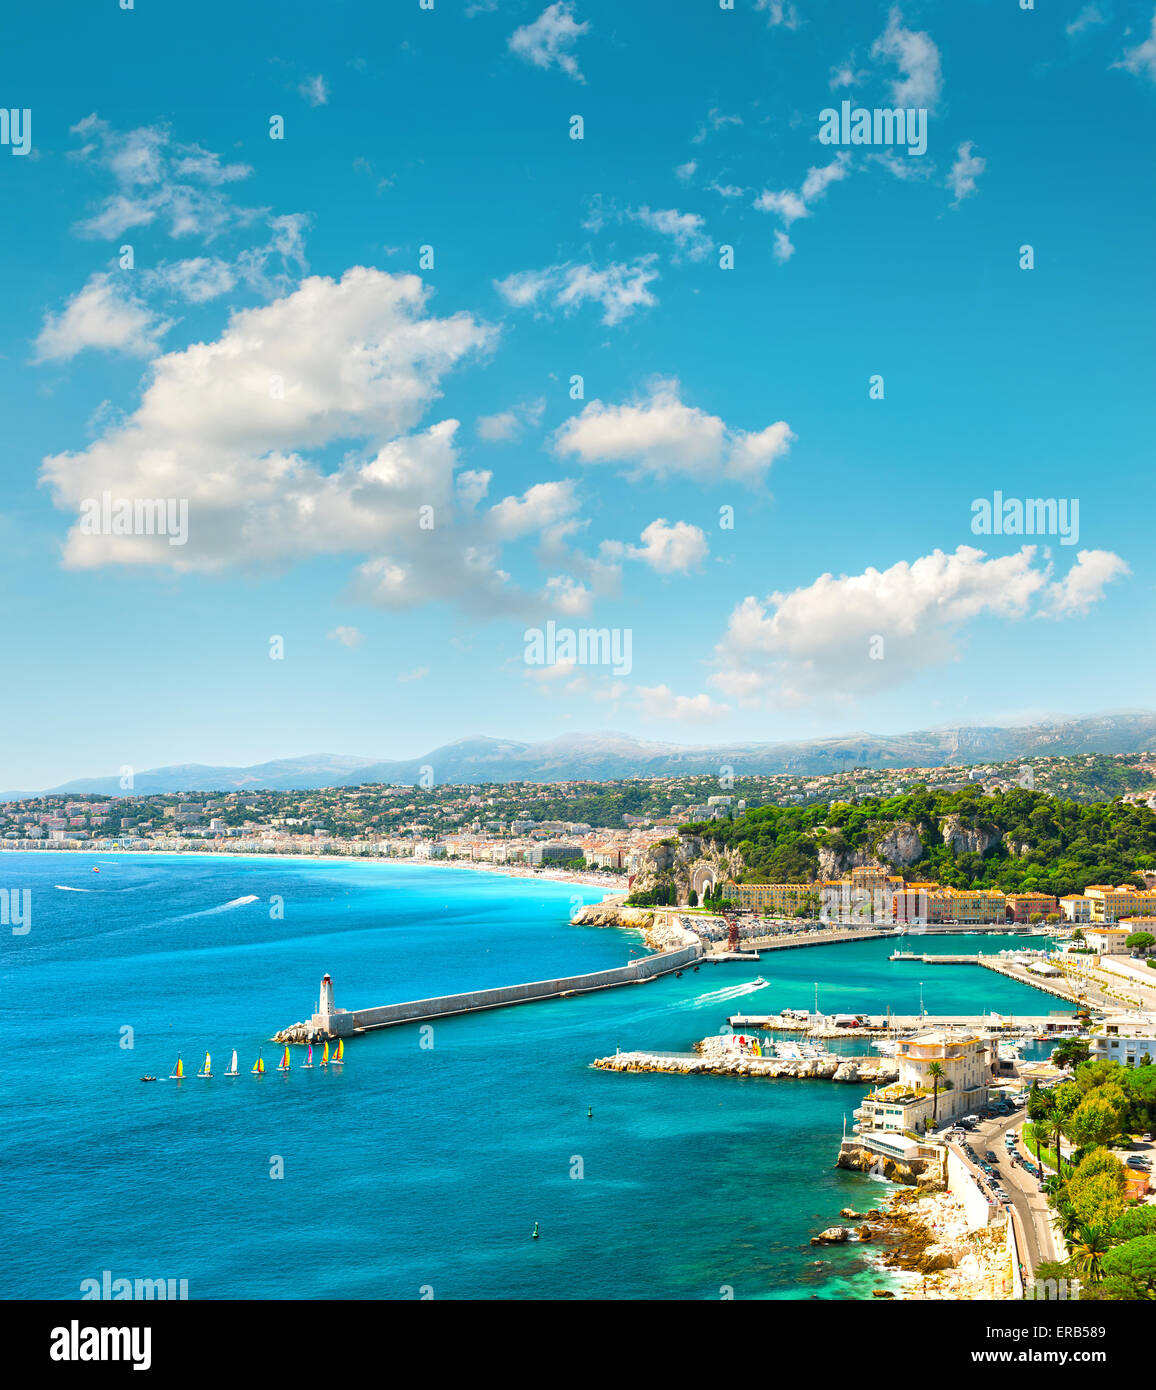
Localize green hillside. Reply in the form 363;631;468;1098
682;786;1156;898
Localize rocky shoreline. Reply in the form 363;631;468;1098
808;1185;1012;1301
593;1045;899;1083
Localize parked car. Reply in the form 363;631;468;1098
985;1150;999;1162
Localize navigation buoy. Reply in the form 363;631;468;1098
532;1222;539;1240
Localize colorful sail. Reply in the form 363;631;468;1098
252;1055;264;1074
169;1056;183;1079
197;1051;212;1077
302;1044;313;1069
332;1039;344;1064
277;1045;291;1072
321;1041;329;1067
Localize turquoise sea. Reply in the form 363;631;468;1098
1;853;1067;1301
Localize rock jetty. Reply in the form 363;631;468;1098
593;1045;898;1082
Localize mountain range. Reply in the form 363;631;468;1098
7;711;1156;799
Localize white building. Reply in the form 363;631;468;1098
1088;1014;1156;1066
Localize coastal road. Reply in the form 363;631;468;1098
970;1112;1059;1276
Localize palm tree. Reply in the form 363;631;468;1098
927;1061;945;1125
1055;1202;1083;1250
1070;1225;1111;1284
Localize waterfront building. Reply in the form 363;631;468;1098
720;882;818;914
820;867;904;924
854;1032;990;1137
1087;1013;1156;1066
1060;895;1094;923
1085;885;1156;923
1005;892;1058;923
1083;926;1134;955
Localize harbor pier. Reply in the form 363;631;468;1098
277;943;703;1041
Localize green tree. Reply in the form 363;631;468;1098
1051;1039;1091;1071
1069;1225;1112;1284
1090;1234;1156;1299
1125;931;1155;954
1067;1091;1127;1150
927;1061;945;1125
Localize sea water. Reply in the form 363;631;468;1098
1;853;1065;1300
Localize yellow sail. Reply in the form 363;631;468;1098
198;1051;211;1076
334;1039;344;1063
322;1041;329;1066
252;1056;264;1074
278;1045;290;1072
169;1056;183;1079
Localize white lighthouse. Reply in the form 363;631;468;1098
317;974;334;1018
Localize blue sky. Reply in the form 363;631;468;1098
2;0;1154;787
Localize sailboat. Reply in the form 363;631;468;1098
224;1050;239;1077
197;1051;212;1078
168;1056;183;1080
277;1045;291;1073
302;1044;313;1069
320;1041;329;1068
331;1039;344;1066
252;1055;264;1075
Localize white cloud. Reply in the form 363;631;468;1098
753;0;799;28
553;378;794;484
947;141;985;207
636;684;730;722
1115;9;1156;80
485;480;581;540
674;160;697;183
397;666;429;682
1041;549;1129;616
328;625;363;647
754;154;849;231
708;180;745;199
1066;4;1107;37
494;256;659;326
69;114;257;242
476;398;545;441
870;7;942;110
602;518;709;575
628;205;712;261
772;229;795;263
508;2;589;82
829;58;863;89
34;273;173;362
692;109;743;145
708;545;1126;706
299;75;329;106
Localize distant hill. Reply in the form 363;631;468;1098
8;711;1156;799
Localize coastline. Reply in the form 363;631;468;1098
17;844;626;895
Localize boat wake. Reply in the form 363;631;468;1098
171;894;261;922
680;979;771;1009
55;885;95;892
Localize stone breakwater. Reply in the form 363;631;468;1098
593;1044;899;1082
